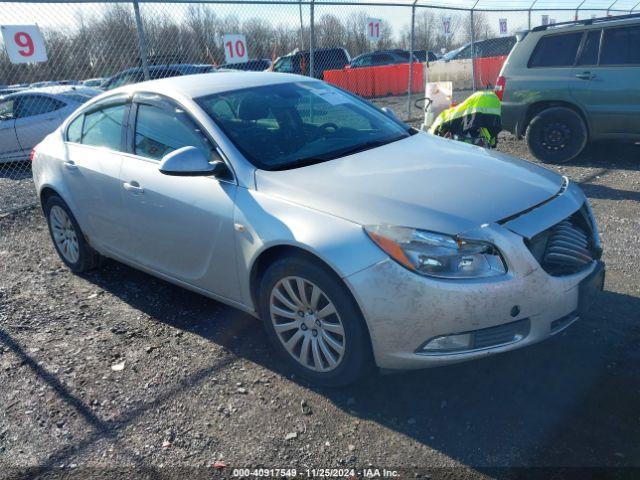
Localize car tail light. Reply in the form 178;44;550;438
495;76;506;101
29;148;37;162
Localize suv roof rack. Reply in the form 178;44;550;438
531;12;640;32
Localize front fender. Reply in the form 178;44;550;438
233;188;387;310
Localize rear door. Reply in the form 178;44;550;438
62;97;132;255
571;24;640;137
527;30;584;116
14;94;66;152
0;98;21;161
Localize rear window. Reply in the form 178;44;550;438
528;32;583;68
600;25;640;65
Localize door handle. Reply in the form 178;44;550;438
575;72;596;80
63;160;78;170
123;181;144;194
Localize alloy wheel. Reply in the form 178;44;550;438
269;276;346;372
49;205;80;264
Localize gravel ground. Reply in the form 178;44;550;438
1;122;639;479
0;162;36;215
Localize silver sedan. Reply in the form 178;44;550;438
31;72;604;386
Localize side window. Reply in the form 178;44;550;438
66;114;84;142
81;104;126;150
353;55;371;67
601;26;640;65
15;95;64;118
372;53;393;65
134;104;212;161
274;57;293;73
0;99;15;120
456;46;472;60
528;32;583;68
576;30;601;66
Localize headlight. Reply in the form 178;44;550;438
364;225;506;279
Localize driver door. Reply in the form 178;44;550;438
119;94;241;301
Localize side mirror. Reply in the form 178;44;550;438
380;107;399;121
159;146;226;177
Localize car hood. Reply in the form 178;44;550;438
255;133;564;235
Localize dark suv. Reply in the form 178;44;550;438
271;48;350;79
101;64;215;90
498;14;640;163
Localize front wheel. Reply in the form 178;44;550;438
258;256;373;387
526;107;588;164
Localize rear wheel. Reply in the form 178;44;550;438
258;256;373;387
44;194;101;273
526;107;588;164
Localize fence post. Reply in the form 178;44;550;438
406;1;417;120
575;0;586;20
299;0;305;50
309;0;315;78
470;9;476;92
132;0;150;81
528;0;537;29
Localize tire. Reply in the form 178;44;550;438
44;194;101;273
258;255;373;387
526;107;588;164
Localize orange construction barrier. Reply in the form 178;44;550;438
473;55;507;90
324;62;424;99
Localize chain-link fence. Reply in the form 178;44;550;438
1;0;638;213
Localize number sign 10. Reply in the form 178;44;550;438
223;34;248;64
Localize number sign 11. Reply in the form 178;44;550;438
1;25;48;64
223;34;248;64
367;19;381;41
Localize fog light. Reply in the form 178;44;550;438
421;333;473;353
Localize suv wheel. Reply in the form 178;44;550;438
526;107;587;163
44;194;102;273
258;256;373;387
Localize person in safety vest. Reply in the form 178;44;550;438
429;91;502;149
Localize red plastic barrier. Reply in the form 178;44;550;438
473;55;507;89
324;62;424;98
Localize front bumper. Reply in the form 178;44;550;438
345;212;604;371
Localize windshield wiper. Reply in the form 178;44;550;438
273;135;409;171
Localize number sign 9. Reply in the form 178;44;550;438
223;34;248;64
1;25;48;64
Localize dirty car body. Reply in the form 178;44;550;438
31;72;604;384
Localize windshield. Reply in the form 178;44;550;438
441;44;468;61
197;81;410;170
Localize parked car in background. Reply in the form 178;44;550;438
0;86;26;97
498;14;640;163
32;72;603;386
29;81;62;89
82;78;106;88
439;36;517;62
0;86;100;162
349;49;417;68
101;64;215;90
271;48;350;78
412;50;439;63
220;59;272;71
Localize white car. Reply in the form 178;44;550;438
0;86;100;163
32;73;604;386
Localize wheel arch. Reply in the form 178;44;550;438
522;101;590;138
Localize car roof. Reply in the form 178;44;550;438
104;71;314;100
3;85;101;99
530;13;640;34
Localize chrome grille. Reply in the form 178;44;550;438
527;205;599;276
